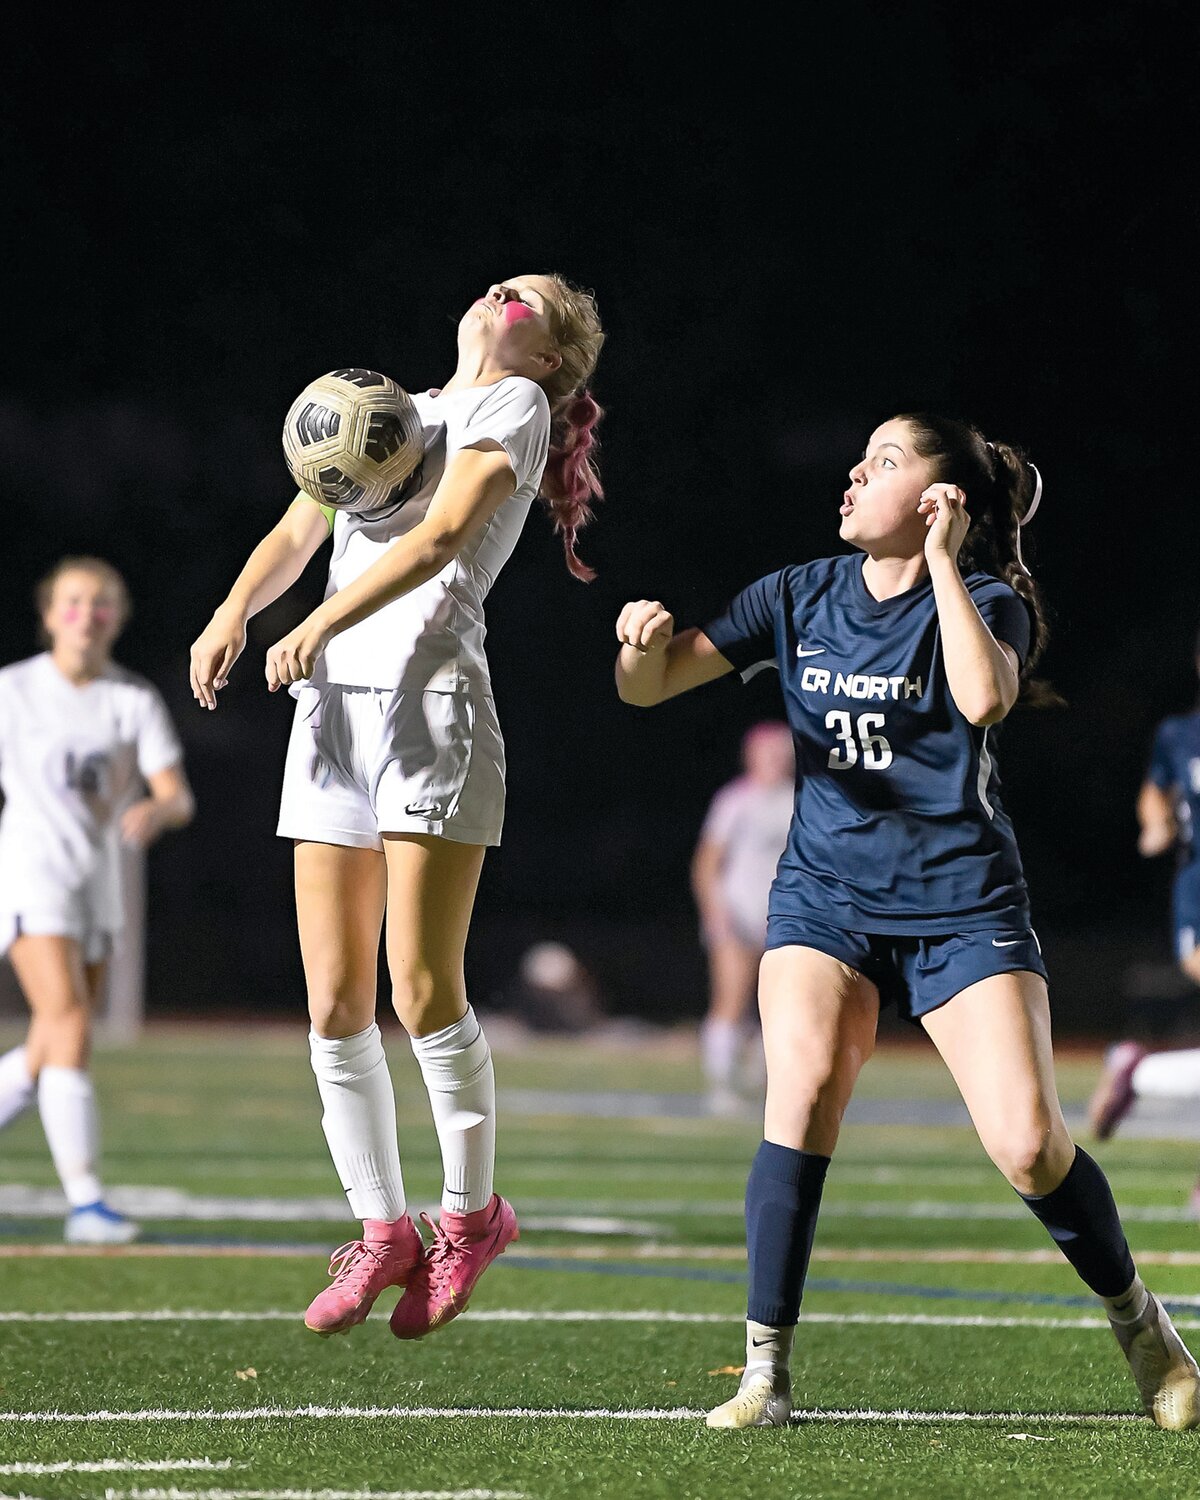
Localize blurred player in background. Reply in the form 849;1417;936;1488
1089;639;1200;1209
691;721;793;1116
0;557;193;1243
191;275;604;1341
617;413;1200;1432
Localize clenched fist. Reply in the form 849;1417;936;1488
616;600;674;654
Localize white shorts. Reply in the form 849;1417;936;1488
0;894;115;966
277;682;506;850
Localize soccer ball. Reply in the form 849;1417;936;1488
282;368;425;516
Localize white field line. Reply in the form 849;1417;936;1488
106;1492;526;1500
502;1160;1200;1185
0;1461;234;1476
6;1242;1200;1269
510;1244;1200;1267
511;1197;1200;1224
0;1187;656;1237
2;1184;1195;1225
0;1404;1146;1427
0;1308;1194;1331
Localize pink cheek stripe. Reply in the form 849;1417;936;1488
503;301;536;325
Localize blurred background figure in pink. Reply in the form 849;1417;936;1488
691;722;794;1117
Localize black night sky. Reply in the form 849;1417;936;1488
3;3;1197;1033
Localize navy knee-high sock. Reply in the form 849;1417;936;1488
745;1140;831;1327
1019;1146;1135;1297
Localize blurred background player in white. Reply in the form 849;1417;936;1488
691;721;793;1116
190;275;605;1341
0;557;194;1243
1089;636;1200;1208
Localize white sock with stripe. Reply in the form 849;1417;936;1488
37;1066;103;1208
410;1005;495;1214
309;1023;407;1222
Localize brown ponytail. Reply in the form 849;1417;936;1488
893;413;1063;708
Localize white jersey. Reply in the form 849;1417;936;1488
700;776;794;942
0;654;183;932
312;375;551;692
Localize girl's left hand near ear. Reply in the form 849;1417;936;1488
919;484;971;563
266;616;331;692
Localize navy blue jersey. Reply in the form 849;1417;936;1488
1146;710;1200;867
702;554;1034;935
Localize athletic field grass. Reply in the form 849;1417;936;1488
1;1021;1199;1500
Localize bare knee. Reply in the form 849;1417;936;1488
764;1030;873;1155
28;1004;91;1070
985;1119;1075;1195
390;968;464;1037
306;966;376;1039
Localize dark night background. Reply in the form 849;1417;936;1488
2;3;1197;1037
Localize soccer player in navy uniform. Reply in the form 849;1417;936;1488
615;413;1200;1430
1089;640;1200;1202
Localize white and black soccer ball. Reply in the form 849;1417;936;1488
282;368;425;516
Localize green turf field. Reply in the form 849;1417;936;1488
1;1023;1198;1500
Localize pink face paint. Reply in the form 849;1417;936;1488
502;300;536;326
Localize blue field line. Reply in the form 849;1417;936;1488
1;1229;1193;1318
504;1253;1198;1315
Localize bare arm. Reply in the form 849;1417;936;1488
927;554;1021;726
614;601;734;706
921;485;1021;726
190;497;331;709
224;497;333;618
265;445;516;692
1137;780;1177;857
119;763;196;849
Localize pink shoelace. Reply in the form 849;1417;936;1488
325;1239;388;1293
416;1211;463;1298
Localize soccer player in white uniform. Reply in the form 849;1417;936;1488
190;275;605;1339
0;557;194;1243
692;722;793;1115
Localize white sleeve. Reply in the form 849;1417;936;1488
700;782;743;848
450;378;551;493
134;687;184;779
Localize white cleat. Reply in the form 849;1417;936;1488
64;1201;140;1246
706;1370;792;1429
1112;1294;1200;1430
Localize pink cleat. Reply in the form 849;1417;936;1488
304;1216;424;1337
1088;1041;1147;1140
390;1194;519;1339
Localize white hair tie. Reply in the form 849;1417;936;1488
1014;462;1042;576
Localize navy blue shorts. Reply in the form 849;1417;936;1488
1172;862;1200;962
764;912;1048;1023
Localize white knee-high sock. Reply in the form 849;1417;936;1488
309;1023;407;1222
1132;1048;1200;1100
37;1066;103;1208
0;1045;36;1130
700;1018;743;1087
410;1005;495;1215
